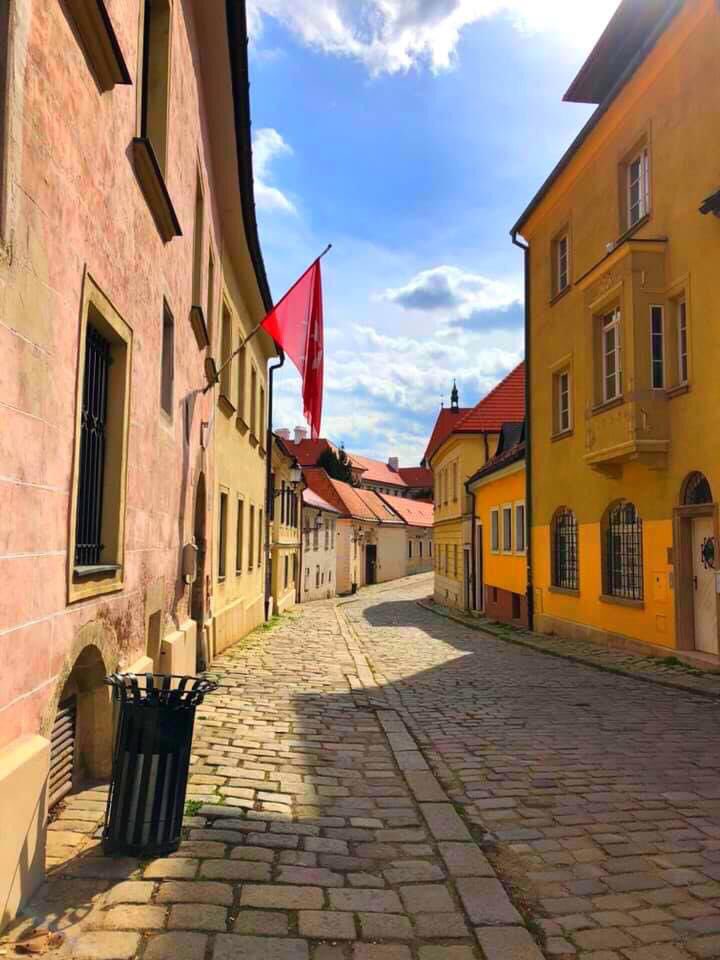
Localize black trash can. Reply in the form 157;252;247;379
103;673;218;856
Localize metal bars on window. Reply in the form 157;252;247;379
75;326;111;566
552;508;578;591
605;501;643;601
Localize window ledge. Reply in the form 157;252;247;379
599;593;644;609
219;394;236;417
548;585;580;597
259;446;267;459
65;0;131;91
666;382;690;399
249;433;259;448
130;138;182;243
74;563;121;578
235;416;249;434
189;305;210;350
551;428;574;443
591;395;624;416
550;285;571;306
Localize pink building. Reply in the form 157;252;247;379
0;0;273;928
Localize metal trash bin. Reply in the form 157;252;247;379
103;672;218;856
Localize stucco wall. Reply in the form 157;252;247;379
301;507;337;601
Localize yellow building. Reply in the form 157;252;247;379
269;436;303;613
467;426;527;626
430;368;525;610
513;0;720;659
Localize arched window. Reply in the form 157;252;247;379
604;501;643;600
682;472;713;505
552;508;578;590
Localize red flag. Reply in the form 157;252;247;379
261;258;324;440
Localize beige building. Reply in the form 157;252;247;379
0;0;273;930
379;494;434;576
269;436;302;614
301;489;340;601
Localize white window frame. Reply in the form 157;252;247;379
678;299;688;384
514;501;526;554
557;233;569;293
602;308;622;403
502;504;513;555
557;368;571;434
650;304;664;390
490;508;500;553
627;147;650;228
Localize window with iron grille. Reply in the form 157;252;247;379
75;325;111;567
604;501;643;600
552;507;578;590
683;472;712;506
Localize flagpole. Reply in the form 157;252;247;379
202;244;332;394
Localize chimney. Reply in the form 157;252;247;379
387;457;399;472
294;426;308;444
276;428;291;441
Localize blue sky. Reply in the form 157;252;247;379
247;1;620;465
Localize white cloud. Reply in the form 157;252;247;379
382;265;520;318
247;0;621;76
252;128;297;215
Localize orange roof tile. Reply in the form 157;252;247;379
423;407;472;464
378;493;433;528
452;363;525;435
398;467;433;488
348;454;407;488
302;468;378;522
354;489;404;524
278;438;334;466
302;487;341;514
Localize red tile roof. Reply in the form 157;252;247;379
379;493;433;528
302;468;378;522
302;487;341;515
398;467;433;489
355;489;404;524
452;363;525;435
279;438;334;466
349;454;407;488
423;407;472;464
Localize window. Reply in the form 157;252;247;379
683;472;712;506
218;491;228;579
515;502;526;553
554;368;571;434
0;2;10;234
325;522;330;551
191;170;204;307
419;541;423;558
604;500;643;601
511;593;521;620
408;541;413;559
284;555;289;589
250;366;258;436
220;307;232;400
248;504;255;571
627;147;649;228
207;247;215;345
556;233;569;294
602;309;622;402
304;523;311;549
258;509;263;568
650;305;664;389
280;481;286;525
140;0;171;175
502;505;512;553
429;541;432;557
235;499;244;574
237;344;246;419
452;462;458;501
160;302;174;416
490;509;500;552
313;522;319;551
552;508;578;590
292;554;297;583
315;565;320;588
259;385;266;445
678;299;688;384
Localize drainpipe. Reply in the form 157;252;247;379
467;478;477;612
265;348;285;619
512;230;533;632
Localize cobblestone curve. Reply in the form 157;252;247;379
342;575;720;960
5;590;537;960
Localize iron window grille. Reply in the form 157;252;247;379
684;472;712;505
75;325;111;567
552;508;578;590
605;501;643;601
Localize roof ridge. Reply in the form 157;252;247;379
453;362;525;433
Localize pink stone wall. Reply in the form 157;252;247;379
0;1;229;747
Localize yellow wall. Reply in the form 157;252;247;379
270;444;301;613
473;463;526;597
431;432;497;608
523;0;718;653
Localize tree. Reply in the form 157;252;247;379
318;445;356;485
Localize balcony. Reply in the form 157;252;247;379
577;237;670;477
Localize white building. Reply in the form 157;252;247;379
301;488;340;601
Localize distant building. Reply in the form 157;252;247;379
269;437;303;614
378;495;434;576
301;488;340;602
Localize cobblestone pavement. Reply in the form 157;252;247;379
7;574;720;960
344;575;720;959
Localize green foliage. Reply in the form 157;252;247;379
318;445;356;485
184;799;202;817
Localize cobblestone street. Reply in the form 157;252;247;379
7;573;720;960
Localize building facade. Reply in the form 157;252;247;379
514;0;720;659
301;489;340;601
0;0;272;929
467;429;527;626
379;494;434;576
269;436;302;614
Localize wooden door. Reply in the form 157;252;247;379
692;516;718;653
